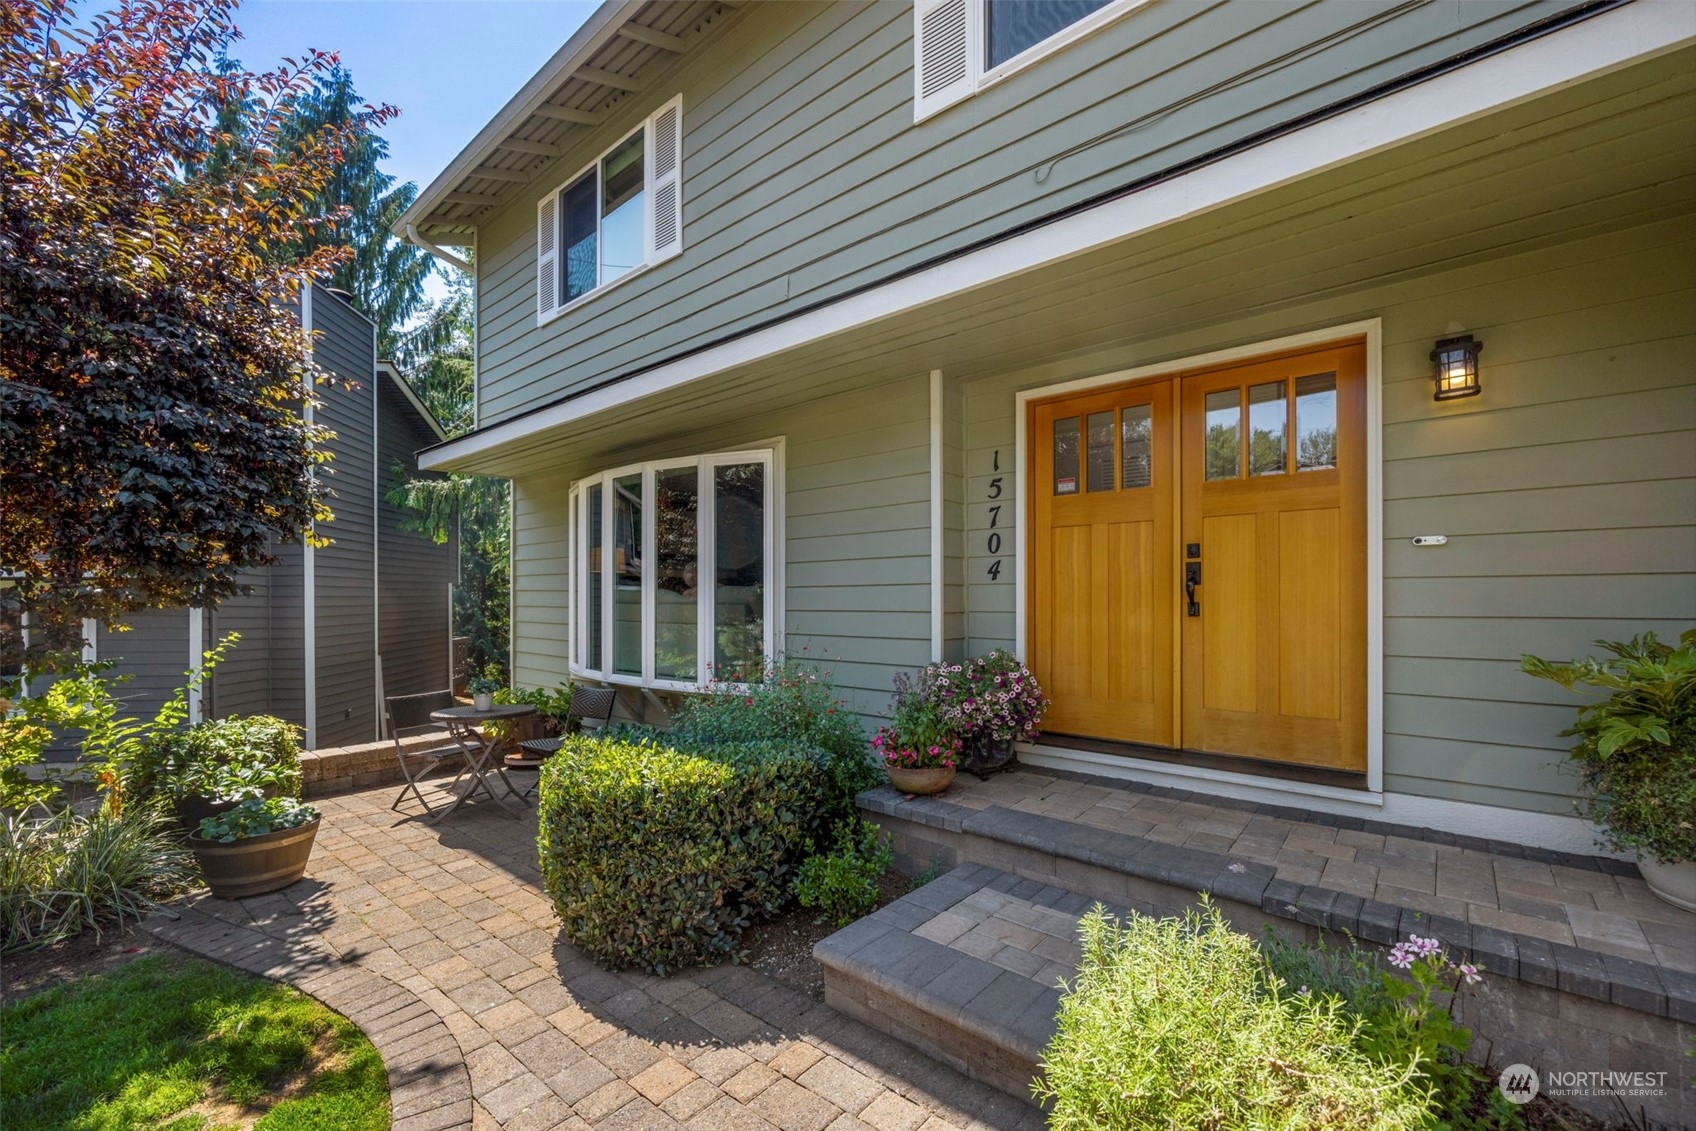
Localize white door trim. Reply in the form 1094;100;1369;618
1014;318;1385;797
419;0;1693;472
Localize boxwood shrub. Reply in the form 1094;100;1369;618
536;730;832;974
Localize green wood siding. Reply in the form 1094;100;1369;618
957;216;1695;816
470;0;1591;427
510;373;934;717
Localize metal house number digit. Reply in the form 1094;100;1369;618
986;450;1004;580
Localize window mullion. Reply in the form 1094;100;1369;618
697;457;715;688
641;466;656;684
762;452;774;668
600;478;614;680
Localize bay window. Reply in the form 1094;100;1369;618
570;448;775;688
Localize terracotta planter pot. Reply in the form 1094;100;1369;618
1638;857;1696;912
190;818;321;900
887;765;956;795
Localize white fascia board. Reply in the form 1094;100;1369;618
420;0;1696;473
395;0;645;238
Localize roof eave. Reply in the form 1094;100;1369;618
393;0;646;240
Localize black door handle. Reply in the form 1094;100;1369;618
1185;562;1201;617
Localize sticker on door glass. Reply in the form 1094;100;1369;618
1053;416;1080;495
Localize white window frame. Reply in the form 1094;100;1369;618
537;94;683;326
914;0;1149;122
570;446;778;691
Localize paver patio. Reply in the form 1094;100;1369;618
145;782;1047;1131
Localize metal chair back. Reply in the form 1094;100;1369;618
569;686;617;731
386;690;456;742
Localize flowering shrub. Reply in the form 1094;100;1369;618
1363;934;1516;1129
1264;927;1519;1130
879;668;963;770
946;650;1049;743
872;728;959;771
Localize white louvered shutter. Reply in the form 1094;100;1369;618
536;190;559;322
645;95;684;266
914;0;975;122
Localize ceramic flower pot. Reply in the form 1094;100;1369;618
473;692;494;710
190;818;320;900
887;765;956;795
1637;857;1696;912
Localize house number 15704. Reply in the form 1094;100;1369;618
986;449;1005;581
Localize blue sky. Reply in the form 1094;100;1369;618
232;0;599;300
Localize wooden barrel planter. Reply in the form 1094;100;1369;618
190;818;321;899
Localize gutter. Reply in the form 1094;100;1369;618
419;0;1636;463
404;224;472;273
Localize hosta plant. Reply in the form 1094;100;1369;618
195;797;319;843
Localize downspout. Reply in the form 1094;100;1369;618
405;225;472;273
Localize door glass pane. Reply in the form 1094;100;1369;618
1053;416;1080;495
714;463;765;678
1086;411;1114;492
611;473;643;677
1203;389;1242;481
600;128;645;286
1248;380;1287;477
1120;404;1152;489
986;0;1114;68
585;482;603;671
654;467;698;682
560;172;598;302
1295;373;1338;471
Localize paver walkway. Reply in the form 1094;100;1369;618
148;782;1046;1131
938;769;1696;973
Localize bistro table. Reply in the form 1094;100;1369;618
427;703;539;821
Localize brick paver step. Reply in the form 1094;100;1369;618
815;864;1109;1107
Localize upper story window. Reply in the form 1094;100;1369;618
569;447;778;690
914;0;1145;121
537;95;683;324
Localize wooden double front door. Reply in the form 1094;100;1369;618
1029;342;1367;772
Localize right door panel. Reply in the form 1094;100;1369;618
1179;343;1367;771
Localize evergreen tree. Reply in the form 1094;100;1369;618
275;64;432;357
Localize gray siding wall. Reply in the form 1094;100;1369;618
268;540;308;730
377;377;453;704
474;0;1589;425
209;564;272;718
96;609;189;724
959;216;1696;816
511;373;934;718
308;286;379;746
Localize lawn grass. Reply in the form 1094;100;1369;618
0;953;389;1131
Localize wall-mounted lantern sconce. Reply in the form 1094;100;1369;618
1431;334;1482;401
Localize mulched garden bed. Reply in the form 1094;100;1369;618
742;869;914;1001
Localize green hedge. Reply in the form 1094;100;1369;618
536;731;832;974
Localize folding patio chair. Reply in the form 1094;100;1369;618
567;686;617;732
385;690;468;816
